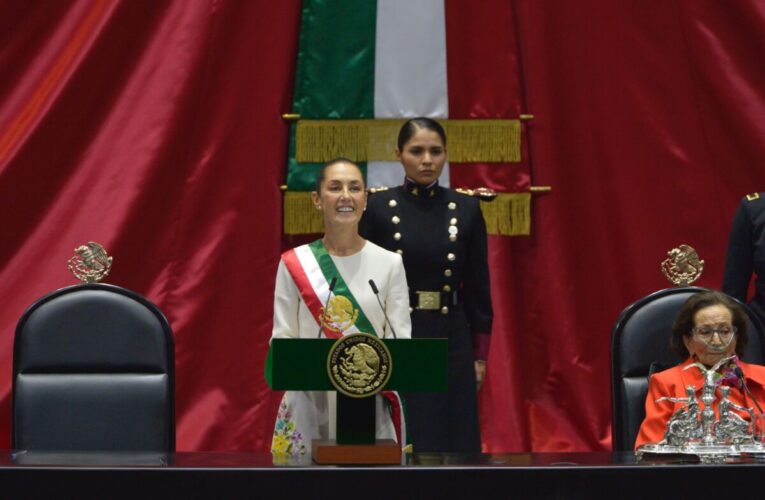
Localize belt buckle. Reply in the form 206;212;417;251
416;291;441;310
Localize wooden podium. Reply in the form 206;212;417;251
265;337;447;464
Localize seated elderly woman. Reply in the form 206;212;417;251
634;291;765;448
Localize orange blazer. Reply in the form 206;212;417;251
634;357;765;449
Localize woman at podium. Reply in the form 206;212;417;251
360;118;493;453
270;158;411;456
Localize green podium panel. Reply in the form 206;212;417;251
265;338;448;392
265;337;447;463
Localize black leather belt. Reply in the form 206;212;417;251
410;290;460;310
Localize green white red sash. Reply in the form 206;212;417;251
382;391;407;449
281;239;376;338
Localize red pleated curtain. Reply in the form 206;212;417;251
1;0;764;452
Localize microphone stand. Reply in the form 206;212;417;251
317;277;337;338
368;279;397;339
735;367;765;415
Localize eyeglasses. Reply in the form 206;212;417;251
691;325;737;341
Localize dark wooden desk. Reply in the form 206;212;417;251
1;451;763;499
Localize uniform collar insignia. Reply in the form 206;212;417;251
404;178;439;198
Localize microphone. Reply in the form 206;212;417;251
317;277;337;338
735;367;764;415
369;279;397;339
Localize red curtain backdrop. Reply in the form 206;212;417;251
0;0;301;451
2;0;765;452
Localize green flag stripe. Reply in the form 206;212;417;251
292;0;377;118
286;0;377;190
286;126;324;190
308;240;377;335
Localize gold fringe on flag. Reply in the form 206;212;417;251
295;119;521;163
283;190;531;236
480;193;531;236
283;191;324;235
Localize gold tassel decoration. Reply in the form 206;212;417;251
295;119;401;162
444;120;521;162
283;191;324;235
295;119;521;163
480;193;531;236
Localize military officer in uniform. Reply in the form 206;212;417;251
359;117;493;453
723;192;765;325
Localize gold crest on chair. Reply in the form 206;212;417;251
67;242;113;283
660;244;704;286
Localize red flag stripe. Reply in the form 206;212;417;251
445;0;528;192
445;0;522;118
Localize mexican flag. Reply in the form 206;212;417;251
284;0;531;236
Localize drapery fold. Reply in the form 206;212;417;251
0;0;300;451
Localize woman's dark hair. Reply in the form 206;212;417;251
315;157;363;193
397;117;447;151
670;291;748;358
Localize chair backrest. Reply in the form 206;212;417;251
610;286;765;451
12;283;175;452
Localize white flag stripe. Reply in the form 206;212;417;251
367;161;402;188
374;0;448;118
371;0;450;187
439;160;450;187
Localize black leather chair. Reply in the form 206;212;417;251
610;286;765;451
12;283;175;452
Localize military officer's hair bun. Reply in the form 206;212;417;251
398;118;447;151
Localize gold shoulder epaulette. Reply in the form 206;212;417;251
746;192;760;202
454;187;497;202
367;186;389;194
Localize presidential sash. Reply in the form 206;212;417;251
281;239;376;338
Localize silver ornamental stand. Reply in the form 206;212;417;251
637;356;763;463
